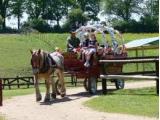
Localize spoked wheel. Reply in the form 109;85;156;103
55;79;61;95
84;77;97;94
115;79;125;89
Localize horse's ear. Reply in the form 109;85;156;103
30;49;33;54
38;49;41;54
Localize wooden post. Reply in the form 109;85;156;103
17;77;20;88
8;79;11;90
71;75;74;85
27;78;30;88
142;47;145;72
101;63;107;94
102;79;107;94
0;79;2;106
156;61;159;95
136;49;139;71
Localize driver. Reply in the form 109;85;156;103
67;31;80;52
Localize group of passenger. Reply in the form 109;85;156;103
67;31;98;67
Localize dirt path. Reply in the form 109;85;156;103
0;81;158;120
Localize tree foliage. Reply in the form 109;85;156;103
0;0;158;33
42;0;69;26
75;0;100;20
10;0;25;29
102;0;143;21
25;0;44;19
0;0;11;29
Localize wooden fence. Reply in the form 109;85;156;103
0;72;78;90
2;76;34;89
0;73;77;106
99;56;159;95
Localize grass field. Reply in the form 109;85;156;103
0;33;158;77
0;33;158;120
0;116;4;120
84;87;159;118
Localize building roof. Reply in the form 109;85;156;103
125;37;159;49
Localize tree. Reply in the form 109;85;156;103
75;0;100;21
25;0;44;19
0;15;3;29
42;0;69;26
0;0;10;29
142;0;158;18
139;0;159;32
66;8;88;30
10;0;25;30
102;0;143;21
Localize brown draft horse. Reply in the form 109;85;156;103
30;49;66;102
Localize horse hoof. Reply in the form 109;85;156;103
44;98;50;102
61;93;66;98
51;93;56;99
36;97;42;102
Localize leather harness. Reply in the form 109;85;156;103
39;53;57;73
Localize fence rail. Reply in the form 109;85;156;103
99;56;159;95
1;76;34;89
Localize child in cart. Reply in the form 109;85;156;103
83;33;98;67
80;32;89;62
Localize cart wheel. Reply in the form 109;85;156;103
84;78;89;91
115;79;125;89
55;79;61;95
88;77;97;94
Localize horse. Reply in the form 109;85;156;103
30;49;66;102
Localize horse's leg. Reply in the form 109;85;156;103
57;69;66;97
51;75;56;99
34;75;42;101
44;77;50;102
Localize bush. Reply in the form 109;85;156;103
112;18;158;33
52;25;63;33
21;19;53;33
0;27;19;33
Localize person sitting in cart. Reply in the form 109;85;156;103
84;33;98;67
67;31;80;52
80;32;89;61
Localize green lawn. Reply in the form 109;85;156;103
84;87;159;118
0;116;5;120
0;33;158;77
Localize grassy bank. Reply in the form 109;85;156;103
84;87;159;118
0;33;158;77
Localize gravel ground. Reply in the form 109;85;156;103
0;81;158;120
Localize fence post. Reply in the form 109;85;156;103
156;61;159;95
0;79;2;106
102;78;107;94
101;63;107;94
17;76;20;88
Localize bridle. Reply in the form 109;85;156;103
31;51;44;74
